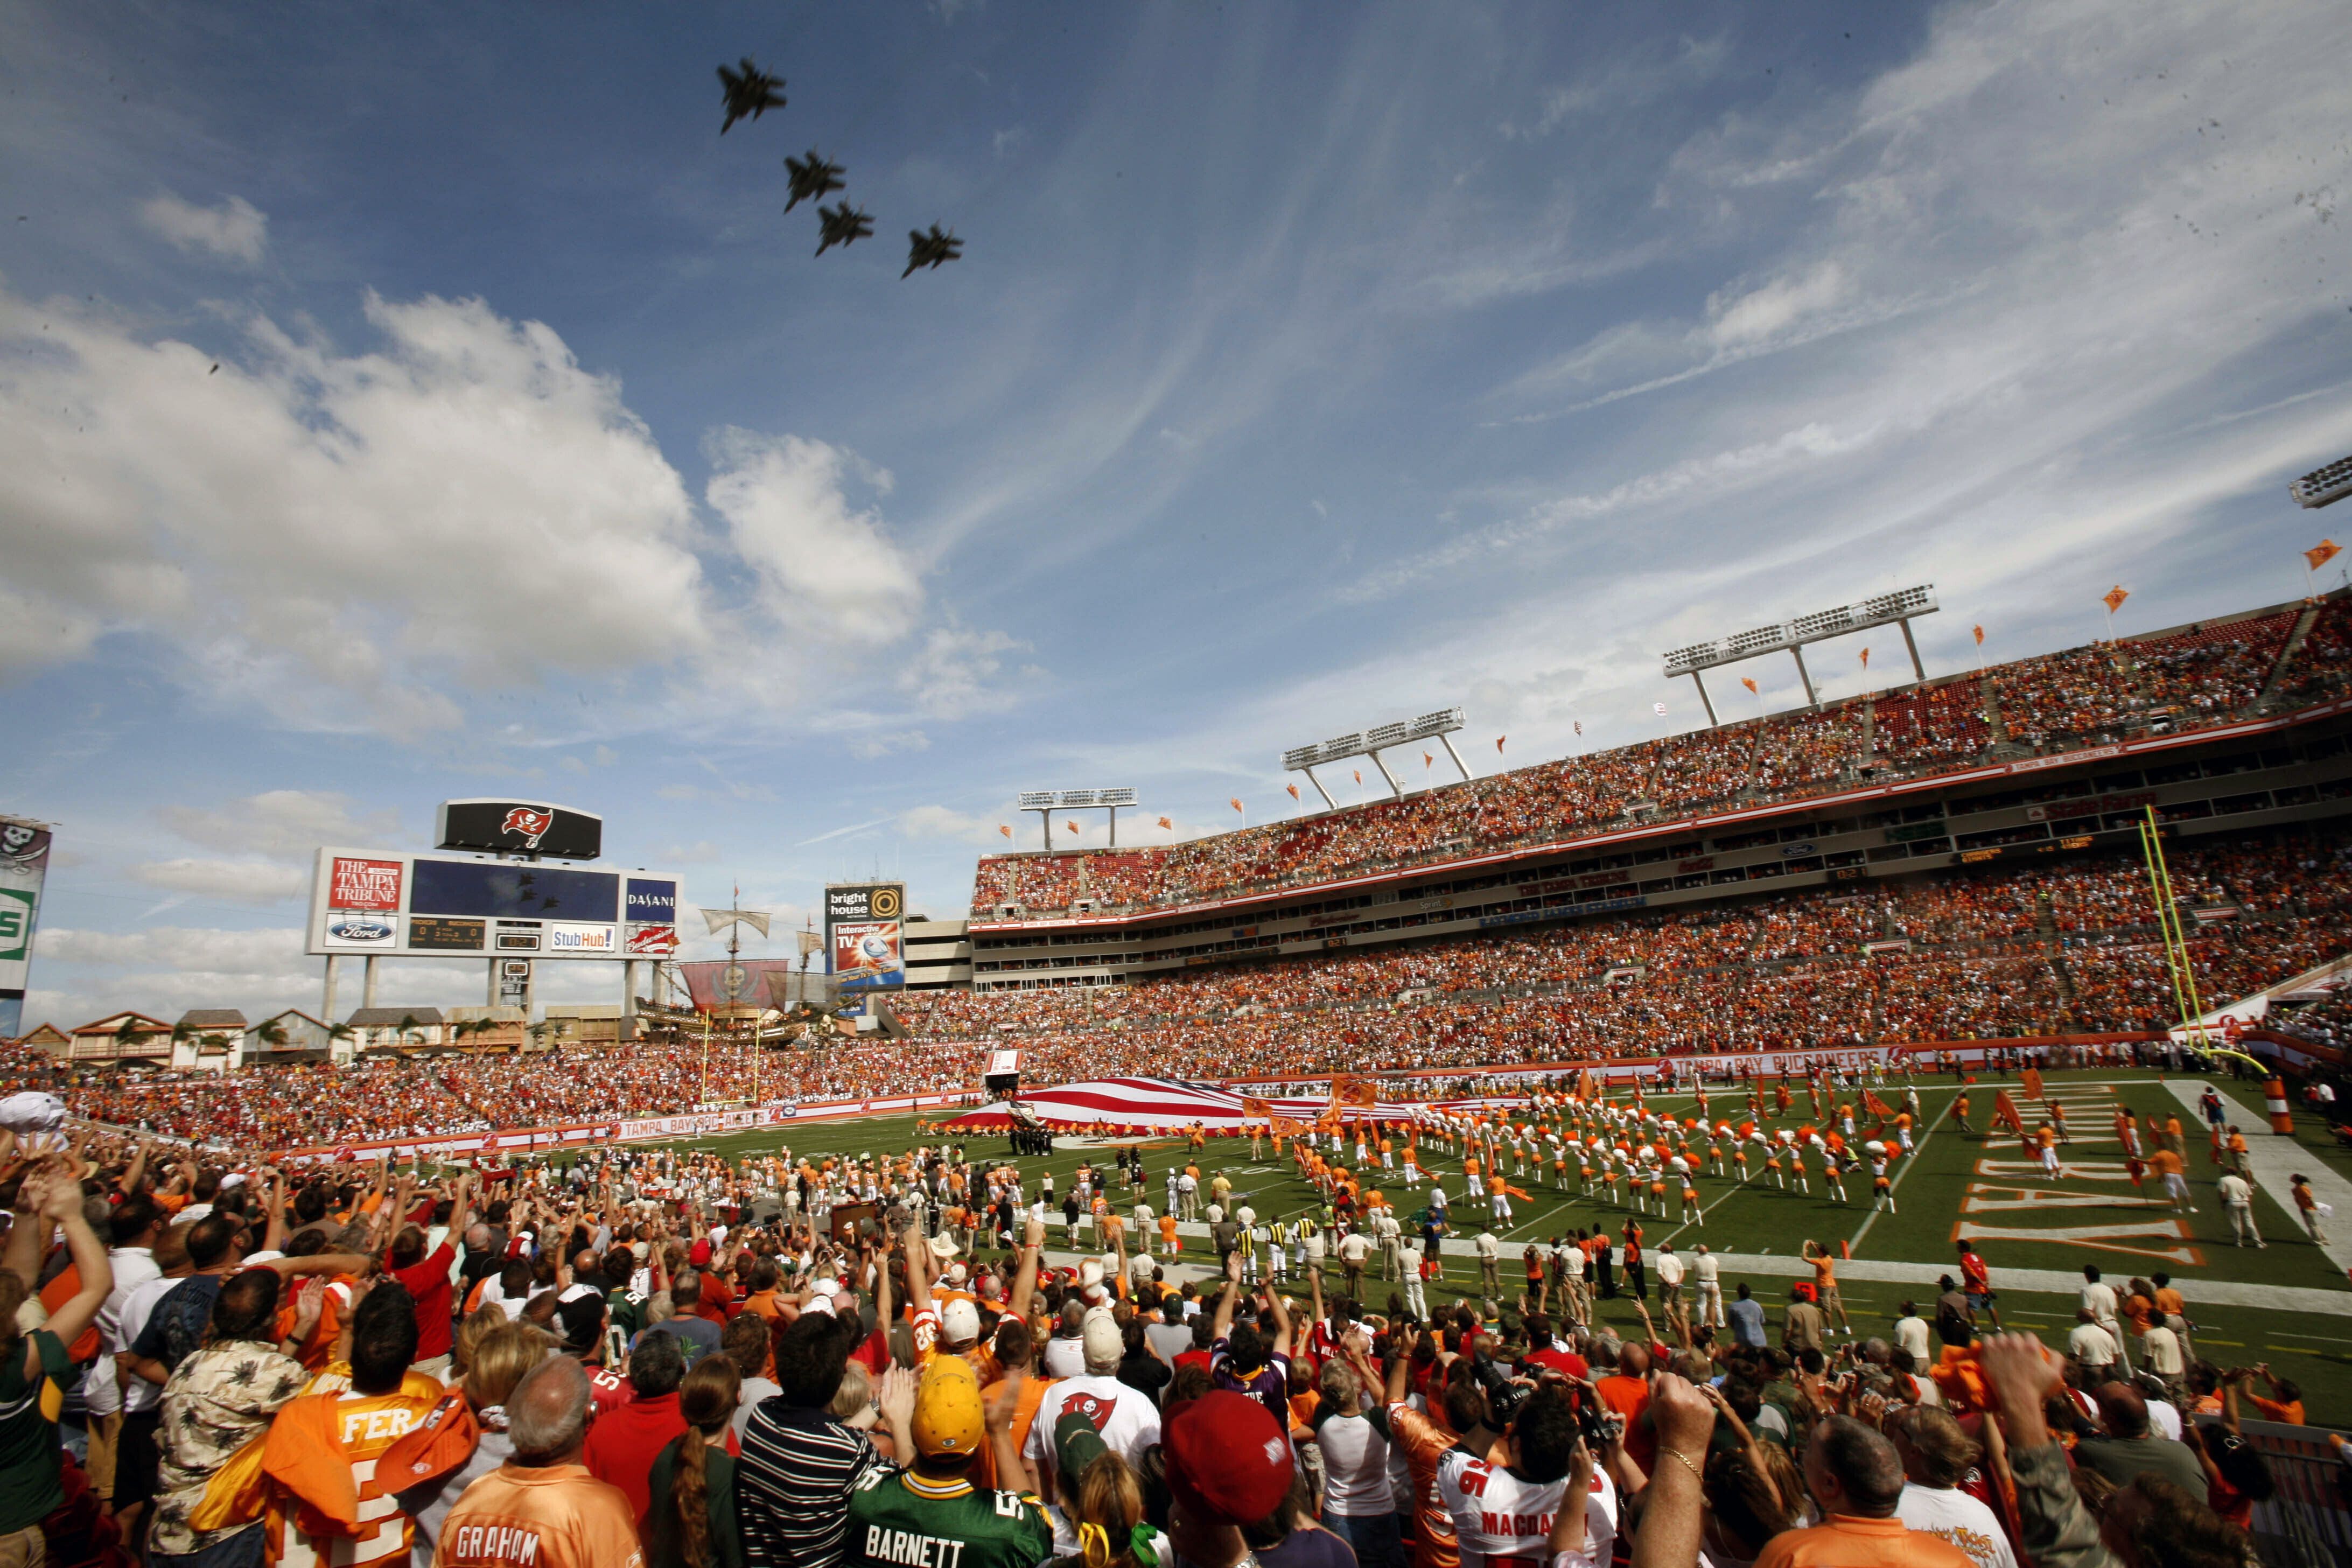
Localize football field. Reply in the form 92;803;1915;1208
659;1066;2352;1421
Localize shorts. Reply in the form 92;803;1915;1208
1966;1291;1994;1312
115;1407;165;1513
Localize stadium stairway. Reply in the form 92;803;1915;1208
2257;601;2326;713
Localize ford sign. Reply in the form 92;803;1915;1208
327;913;396;944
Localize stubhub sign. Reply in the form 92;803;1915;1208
626;878;677;926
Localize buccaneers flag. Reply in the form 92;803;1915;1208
1992;1090;2028;1137
1242;1095;1273;1121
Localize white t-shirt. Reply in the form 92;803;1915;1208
1894;1315;1931;1365
2145;1398;2183;1440
1655;1253;1685;1287
2067;1322;2118;1366
2081;1280;2120;1327
1896;1483;2019;1568
1026;1374;1163;1473
1692;1252;1719;1285
1316;1411;1391;1517
1437;1451;1616;1568
1041;1334;1088;1379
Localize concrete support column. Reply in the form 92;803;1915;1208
321;955;340;1025
361;955;379;1010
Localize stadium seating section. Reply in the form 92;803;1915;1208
972;598;2352;916
15;823;2350;1145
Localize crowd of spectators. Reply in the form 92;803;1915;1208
0;1118;2314;1568
16;829;2352;1149
974;603;2343;918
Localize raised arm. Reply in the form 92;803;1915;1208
1268;1276;1294;1359
1210;1254;1242;1342
33;1167;113;1351
1010;1213;1046;1324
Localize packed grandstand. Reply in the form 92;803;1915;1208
11;592;2352;1150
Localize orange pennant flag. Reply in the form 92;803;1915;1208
1286;783;1300;800
1973;624;1985;646
1157;815;1172;829
2102;585;2129;614
1353;768;1362;784
998;824;1012;838
1495;736;1506;753
1229;797;1243;813
1741;677;1758;695
1423;751;1433;767
1066;821;1080;834
1859;647;1870;668
2307;540;2341;571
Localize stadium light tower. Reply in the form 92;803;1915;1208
1283;708;1471;807
2291;454;2352;509
1017;788;1139;850
1662;585;1938;724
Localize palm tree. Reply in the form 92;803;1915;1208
326;1021;356;1061
396;1012;423;1053
251;1017;290;1057
111;1016;159;1061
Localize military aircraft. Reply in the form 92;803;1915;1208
815;202;874;255
901;223;964;277
783;151;846;212
717;59;786;132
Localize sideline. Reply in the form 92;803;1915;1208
2167;1080;2352;1273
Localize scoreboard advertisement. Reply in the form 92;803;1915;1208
825;881;905;993
307;848;681;960
0;816;52;1040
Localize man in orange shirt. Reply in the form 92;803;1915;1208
1754;1416;1973;1567
265;1285;443;1568
433;1356;642;1568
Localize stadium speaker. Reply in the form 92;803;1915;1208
983;1072;1019;1098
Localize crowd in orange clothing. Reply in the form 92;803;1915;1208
972;605;2339;918
16;829;2352;1146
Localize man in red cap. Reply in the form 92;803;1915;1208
1164;1391;1297;1568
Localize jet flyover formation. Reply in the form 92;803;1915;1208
719;56;961;278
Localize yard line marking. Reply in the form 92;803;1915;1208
1845;1092;1955;1256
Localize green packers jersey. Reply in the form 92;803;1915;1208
848;1468;1052;1568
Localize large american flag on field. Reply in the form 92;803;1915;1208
943;1076;1443;1133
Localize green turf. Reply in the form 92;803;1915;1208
644;1066;2352;1420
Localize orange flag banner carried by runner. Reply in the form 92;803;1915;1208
1332;1075;1377;1109
1242;1096;1273;1121
2021;1066;2044;1101
1863;1089;1896;1118
1576;1067;1596;1102
2307;540;2341;571
1270;1115;1308;1136
1992;1090;2028;1137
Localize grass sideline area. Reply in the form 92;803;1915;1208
650;1065;2352;1419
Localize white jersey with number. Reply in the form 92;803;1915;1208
1434;1451;1617;1568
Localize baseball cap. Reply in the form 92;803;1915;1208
941;1298;983;1346
1081;1311;1124;1367
911;1356;986;1459
1163;1394;1293;1525
554;1293;607;1355
688;1239;712;1268
1054;1407;1112;1488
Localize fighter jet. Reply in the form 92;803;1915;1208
815;202;874;255
783;151;846;212
717;59;786;132
901;223;964;277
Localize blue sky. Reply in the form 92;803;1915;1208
5;0;2352;1027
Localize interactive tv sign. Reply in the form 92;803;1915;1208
307;848;680;960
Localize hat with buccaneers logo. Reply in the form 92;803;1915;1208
1163;1392;1293;1525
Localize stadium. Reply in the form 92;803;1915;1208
14;10;2352;1567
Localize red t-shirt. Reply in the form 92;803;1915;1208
697;1272;736;1325
391;1242;458;1360
582;1391;685;1523
1174;1348;1213;1377
1523;1347;1590;1382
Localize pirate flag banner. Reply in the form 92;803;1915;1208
2021;1066;2045;1101
1992;1090;2029;1138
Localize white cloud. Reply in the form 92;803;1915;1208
705;429;922;648
1704;263;1847;350
129;859;309;902
0;288;710;734
848;729;930;760
159;790;401;859
140;193;268;265
897;804;1007;846
897;624;1028;718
